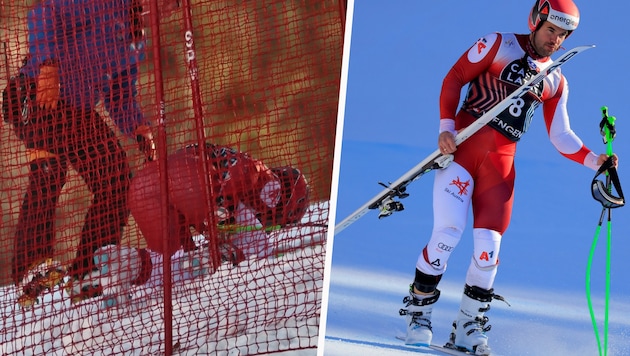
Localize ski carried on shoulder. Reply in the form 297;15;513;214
335;45;595;235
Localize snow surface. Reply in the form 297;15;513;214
320;2;630;355
0;203;328;356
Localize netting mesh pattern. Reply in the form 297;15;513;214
0;0;344;354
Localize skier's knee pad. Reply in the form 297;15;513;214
471;228;501;269
464;228;501;289
417;226;463;275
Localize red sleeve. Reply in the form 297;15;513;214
542;75;593;166
542;77;564;133
440;33;502;120
562;145;592;164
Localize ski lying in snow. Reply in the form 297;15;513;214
429;343;488;356
335;45;595;235
394;335;499;355
332;335;459;355
392;335;482;355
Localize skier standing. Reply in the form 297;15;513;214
2;0;177;304
400;1;618;355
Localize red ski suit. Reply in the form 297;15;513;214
417;32;599;289
440;32;597;234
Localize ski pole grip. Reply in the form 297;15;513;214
599;106;616;146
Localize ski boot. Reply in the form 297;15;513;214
173;246;212;282
66;272;105;305
17;258;66;307
219;241;246;266
94;245;142;307
67;245;140;307
446;284;507;356
197;233;245;268
399;285;440;346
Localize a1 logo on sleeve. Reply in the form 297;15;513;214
467;33;497;63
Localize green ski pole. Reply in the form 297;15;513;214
586;106;624;356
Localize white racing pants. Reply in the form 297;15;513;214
416;162;501;290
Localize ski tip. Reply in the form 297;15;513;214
566;44;595;52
